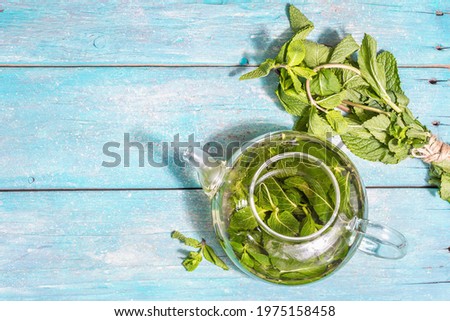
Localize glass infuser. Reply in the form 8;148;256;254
183;131;407;285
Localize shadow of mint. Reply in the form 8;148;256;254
317;27;342;47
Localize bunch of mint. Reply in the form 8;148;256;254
240;5;450;202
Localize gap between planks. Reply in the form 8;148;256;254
0;64;448;69
0;186;436;193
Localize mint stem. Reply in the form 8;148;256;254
342;100;390;115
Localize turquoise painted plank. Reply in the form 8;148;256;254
0;67;448;189
0;1;448;65
0;188;448;300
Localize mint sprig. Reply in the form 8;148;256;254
240;5;450;203
171;231;229;272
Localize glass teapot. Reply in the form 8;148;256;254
183;131;407;285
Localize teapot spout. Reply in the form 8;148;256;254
183;147;226;198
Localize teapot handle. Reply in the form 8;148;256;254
354;218;407;259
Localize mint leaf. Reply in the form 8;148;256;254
307;107;334;140
358;34;386;93
387;138;409;160
263;177;298;212
246;244;271;266
202;244;229;270
287;69;304;93
171;230;201;248
284;176;334;223
239;59;275;80
267;209;300;237
275;42;289;64
358;34;401;112
229;207;259;231
172;231;229;272
310;69;342;96
342;72;368;89
248;251;271;266
286;39;306;66
288;5;314;38
300;213;319;236
303;40;332;68
315;91;346;110
326;110;349;134
440;174;450;201
230;241;245;254
284;187;302;206
280;265;328;279
270;257;326;278
330;35;359;63
291;66;316;79
240;251;255;268
293;113;310;132
276;85;310;116
182;251;202;272
363;114;391;144
341;117;399;164
257;182;279;210
376;51;403;94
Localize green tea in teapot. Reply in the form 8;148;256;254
211;131;364;285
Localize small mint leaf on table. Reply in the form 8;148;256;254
182;251;202;272
171;231;229;272
202;243;229;271
171;230;201;248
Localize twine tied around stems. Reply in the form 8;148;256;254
411;135;450;163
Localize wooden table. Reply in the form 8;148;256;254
0;1;448;300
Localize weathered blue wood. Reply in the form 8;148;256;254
0;1;448;65
0;0;448;303
0;67;448;189
0;188;448;300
